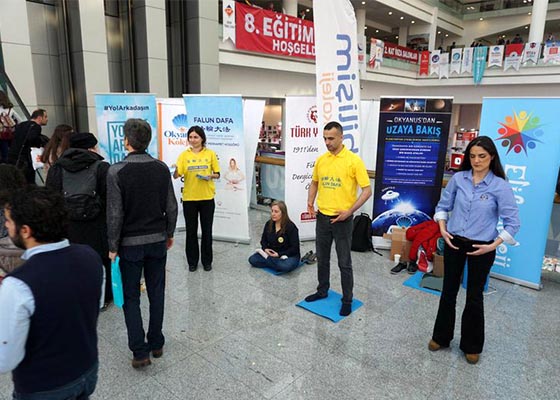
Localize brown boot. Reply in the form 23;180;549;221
428;340;447;351
465;353;480;364
131;357;151;369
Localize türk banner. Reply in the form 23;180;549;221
480;98;560;289
235;2;315;59
372;96;452;236
94;93;158;164
313;0;361;154
183;95;250;243
284;96;321;240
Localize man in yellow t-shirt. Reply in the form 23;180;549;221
305;121;371;316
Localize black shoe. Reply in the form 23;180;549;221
203;264;212;271
305;292;328;302
390;262;408;275
152;348;163;358
301;250;313;262
189;265;197;272
407;261;418;275
131;357;151;369
339;303;352;316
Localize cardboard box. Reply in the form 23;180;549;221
383;227;412;262
432;253;444;277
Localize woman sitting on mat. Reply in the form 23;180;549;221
249;200;301;273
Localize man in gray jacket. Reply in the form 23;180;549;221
107;118;177;369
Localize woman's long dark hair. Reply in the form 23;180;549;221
268;200;291;235
460;136;506;179
40;124;74;165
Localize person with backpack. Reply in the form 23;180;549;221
46;132;112;309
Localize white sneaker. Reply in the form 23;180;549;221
256;249;268;259
280;255;288;260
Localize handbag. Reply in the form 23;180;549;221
111;256;124;308
0;108;15;141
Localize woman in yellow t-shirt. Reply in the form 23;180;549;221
173;126;220;272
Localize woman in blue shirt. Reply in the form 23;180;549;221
428;136;520;365
249;201;301;273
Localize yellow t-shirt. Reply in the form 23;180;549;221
312;146;370;216
176;148;220;201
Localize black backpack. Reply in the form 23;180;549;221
62;161;103;221
351;213;373;252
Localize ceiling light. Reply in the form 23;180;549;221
375;29;379;33
364;27;368;29
480;17;484;21
437;31;441;34
306;8;310;12
411;20;415;24
445;34;449;37
525;26;529;29
396;35;399;39
528;12;532;15
362;1;366;4
388;11;393;15
400;16;404;20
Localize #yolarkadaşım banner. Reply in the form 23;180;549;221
480;98;560;289
284;96;321;240
183;95;250;243
94;93;158;164
313;0;361;153
372;97;452;236
157;98;188;230
235;2;315;59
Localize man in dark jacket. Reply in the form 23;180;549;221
107;118;177;368
0;186;103;398
46;132;112;308
7;109;48;184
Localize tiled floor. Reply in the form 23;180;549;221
1;209;560;399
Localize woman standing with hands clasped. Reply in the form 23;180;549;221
174;126;220;272
428;136;520;365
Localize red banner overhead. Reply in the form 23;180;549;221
235;3;315;59
383;42;419;63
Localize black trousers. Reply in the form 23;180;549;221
432;236;495;354
183;199;215;267
315;212;354;304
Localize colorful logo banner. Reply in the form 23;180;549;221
94;93;157;164
222;0;236;43
429;50;440;76
543;41;560;64
450;48;462;74
419;51;430;76
183;95;250;243
372;97;452;236
157;98;188;230
383;42;419;63
235;2;315;59
480;98;560;289
473;46;487;85
284;96;321;240
461;47;473;74
522;41;540;64
488;45;504;68
504;44;523;71
369;38;384;69
314;0;361;154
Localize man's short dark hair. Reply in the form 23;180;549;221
124;118;151;152
324;121;343;134
6;187;68;243
30;109;47;120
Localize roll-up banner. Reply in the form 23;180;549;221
284;96;321;240
479;98;560;289
183;95;250;243
313;0;361;154
372;97;452;237
473;46;487;85
157;98;188;230
94;93;158;164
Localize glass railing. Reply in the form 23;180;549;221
0;69;30;121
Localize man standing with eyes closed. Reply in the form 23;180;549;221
304;121;371;316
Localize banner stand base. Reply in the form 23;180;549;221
490;271;542;291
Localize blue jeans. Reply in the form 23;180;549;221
119;241;167;360
248;252;300;273
12;362;98;400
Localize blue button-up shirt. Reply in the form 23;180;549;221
434;170;520;244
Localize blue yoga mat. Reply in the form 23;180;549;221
403;271;441;296
296;290;363;322
262;261;306;276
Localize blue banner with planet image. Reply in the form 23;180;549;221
372;97;452;236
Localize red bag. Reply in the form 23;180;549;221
0;108;15;141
